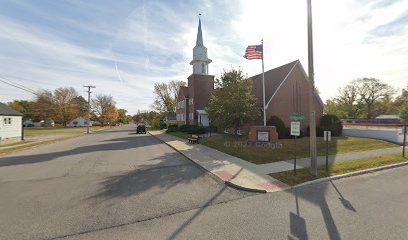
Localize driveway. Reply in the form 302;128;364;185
0;127;251;240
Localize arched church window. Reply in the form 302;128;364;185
201;63;205;74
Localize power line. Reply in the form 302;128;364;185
0;78;39;96
0;74;37;93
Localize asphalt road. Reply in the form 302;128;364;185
0;127;251;240
1;127;408;240
63;164;408;240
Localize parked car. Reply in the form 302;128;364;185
137;124;147;134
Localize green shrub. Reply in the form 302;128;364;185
178;125;205;134
167;124;179;132
267;116;288;138
319;114;343;136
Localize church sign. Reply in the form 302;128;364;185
256;131;270;142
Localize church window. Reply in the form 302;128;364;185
201;63;205;74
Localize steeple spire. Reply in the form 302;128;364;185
196;14;203;46
190;14;211;75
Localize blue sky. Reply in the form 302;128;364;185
0;0;407;114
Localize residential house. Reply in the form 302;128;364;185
66;117;91;127
0;102;23;142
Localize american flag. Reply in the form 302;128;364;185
243;44;263;60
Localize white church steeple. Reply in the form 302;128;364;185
190;15;212;75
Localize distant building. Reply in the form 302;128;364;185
0;102;23;142
374;115;401;124
66;117;91;127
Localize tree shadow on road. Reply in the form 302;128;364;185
0;135;161;167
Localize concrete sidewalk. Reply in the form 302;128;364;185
258;146;402;174
149;131;288;193
150;131;402;192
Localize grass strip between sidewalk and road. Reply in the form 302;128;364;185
24;126;110;137
270;154;407;186
0;135;82;155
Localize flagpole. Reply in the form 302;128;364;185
262;39;266;126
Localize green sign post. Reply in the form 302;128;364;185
289;112;304;174
290;112;305;121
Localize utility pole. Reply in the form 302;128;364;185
307;0;318;176
84;85;95;134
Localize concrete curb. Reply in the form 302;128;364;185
148;131;229;187
284;160;408;191
225;181;267;193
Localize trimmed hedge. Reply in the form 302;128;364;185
267;116;289;138
167;124;179;132
179;125;206;134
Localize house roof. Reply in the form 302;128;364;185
0;102;24;116
375;115;400;119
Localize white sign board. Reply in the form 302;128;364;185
291;121;301;136
257;131;269;142
324;131;332;141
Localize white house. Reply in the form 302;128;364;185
66;117;91;127
0;103;23;143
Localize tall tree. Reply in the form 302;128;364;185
31;90;55;120
206;68;258;133
53;87;80;126
7;100;34;120
72;96;89;118
92;94;117;126
152;80;186;112
117;109;128;124
354;78;395;119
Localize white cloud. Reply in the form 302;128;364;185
0;0;407;115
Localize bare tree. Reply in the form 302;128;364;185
152;80;186;112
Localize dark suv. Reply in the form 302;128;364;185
136;124;147;134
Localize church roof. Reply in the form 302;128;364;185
196;18;204;47
250;60;298;103
250;60;324;107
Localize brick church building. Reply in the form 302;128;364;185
176;18;214;127
176;18;324;132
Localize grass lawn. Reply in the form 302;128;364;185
270;154;407;186
199;134;398;164
24;126;110;137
